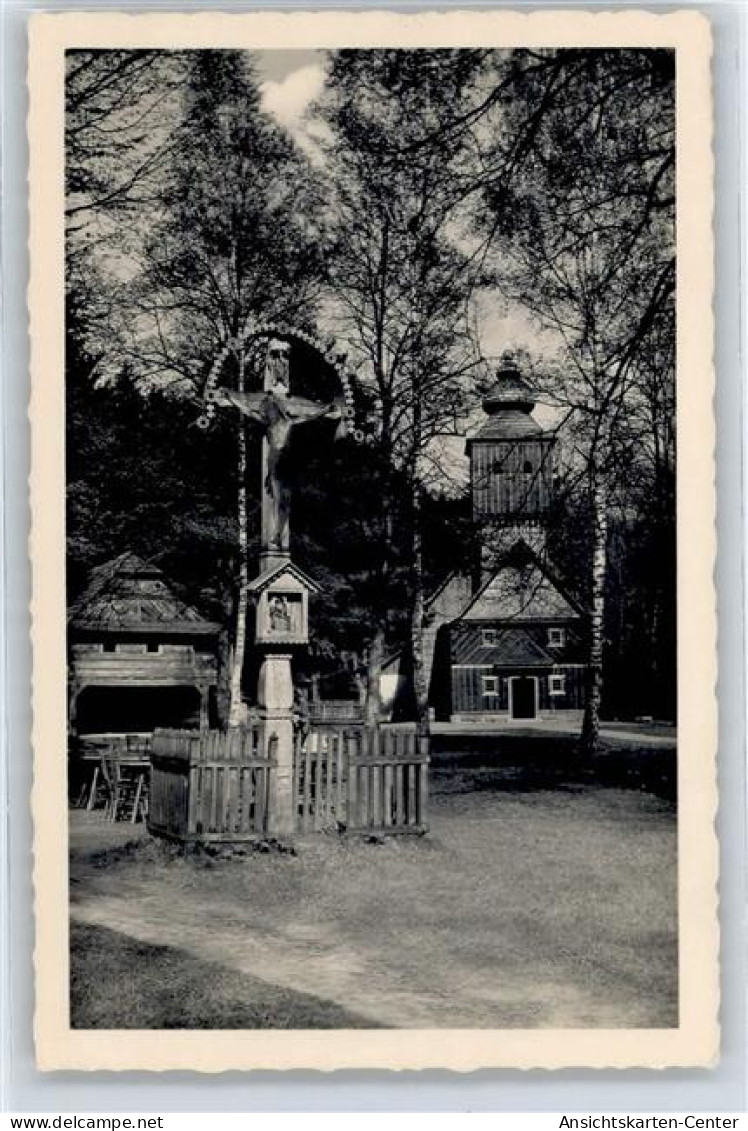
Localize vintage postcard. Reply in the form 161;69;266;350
29;9;717;1071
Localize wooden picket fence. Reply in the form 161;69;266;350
294;726;429;835
149;727;276;844
149;724;429;843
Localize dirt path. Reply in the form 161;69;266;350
72;891;635;1029
70;789;677;1029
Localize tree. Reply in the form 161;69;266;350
77;50;327;725
318;50;486;729
66;287;239;629
66;50;186;247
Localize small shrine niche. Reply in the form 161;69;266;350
247;562;321;647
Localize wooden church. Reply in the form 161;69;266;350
384;351;587;724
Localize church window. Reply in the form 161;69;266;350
147;642;160;653
482;675;499;696
103;641;117;653
549;673;566;695
548;627;566;647
481;628;497;646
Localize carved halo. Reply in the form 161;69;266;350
201;321;360;437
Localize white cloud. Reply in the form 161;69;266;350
260;63;326;130
260;64;332;164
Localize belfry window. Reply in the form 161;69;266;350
523;460;533;474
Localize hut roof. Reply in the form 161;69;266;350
69;552;220;636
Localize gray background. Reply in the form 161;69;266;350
2;0;745;1112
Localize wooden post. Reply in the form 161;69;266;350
199;686;210;729
347;731;358;829
258;653;295;838
418;734;430;829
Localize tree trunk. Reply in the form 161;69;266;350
228;358;249;728
409;483;430;737
364;627;385;726
364;451;395;727
215;625;232;728
581;473;608;755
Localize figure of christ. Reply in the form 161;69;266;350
208;340;346;553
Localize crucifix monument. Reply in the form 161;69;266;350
209;338;347;570
209;335;350;835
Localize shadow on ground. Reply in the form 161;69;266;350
430;734;676;800
70;921;380;1029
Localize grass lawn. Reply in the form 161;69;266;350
69;784;677;1029
71;922;378;1029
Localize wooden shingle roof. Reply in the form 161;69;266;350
466;352;547;445
69;552;220;636
457;541;584;623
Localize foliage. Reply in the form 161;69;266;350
66;50;186;247
92;50;324;397
66;293;239;622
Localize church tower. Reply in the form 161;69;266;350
383;348;585;725
466;351;555;588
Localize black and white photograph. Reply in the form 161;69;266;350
29;9;716;1071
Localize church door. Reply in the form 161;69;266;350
510;675;537;720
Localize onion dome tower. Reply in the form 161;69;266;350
466;351;555;585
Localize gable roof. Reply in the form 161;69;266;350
457;540;584;623
246;560;321;595
425;570;473;615
381;570;473;676
69;553;220;636
453;626;555;667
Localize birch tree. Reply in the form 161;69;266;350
480;49;675;750
319;50;486;729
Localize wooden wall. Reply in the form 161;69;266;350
70;642;217;690
451;664;586;716
471;438;554;520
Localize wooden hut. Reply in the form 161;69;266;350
68;553;220;759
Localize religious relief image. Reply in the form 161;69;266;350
268;595;293;634
266;593;302;637
31;12;716;1069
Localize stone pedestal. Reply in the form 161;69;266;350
257;652;295;838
